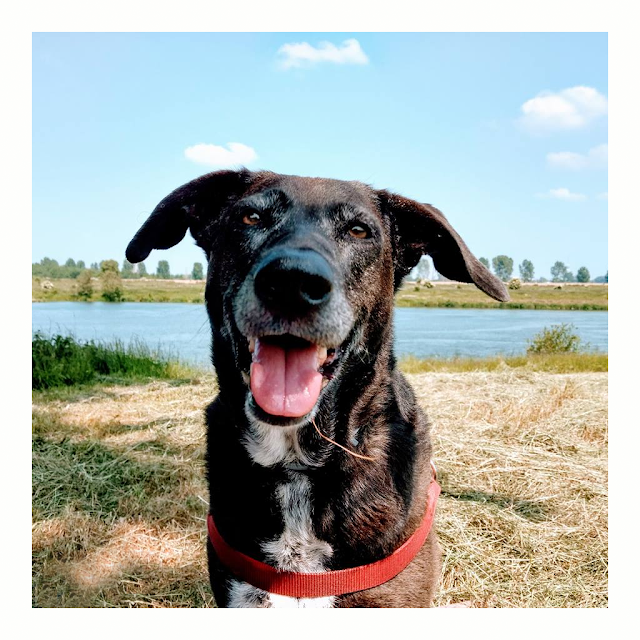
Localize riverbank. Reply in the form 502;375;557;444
32;362;607;607
396;281;607;310
32;278;608;310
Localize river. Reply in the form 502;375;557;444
32;302;608;367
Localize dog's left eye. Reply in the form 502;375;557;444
348;223;371;239
242;211;261;226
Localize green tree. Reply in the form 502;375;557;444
491;255;514;281
34;257;61;278
576;267;590;283
100;260;123;301
122;259;135;279
41;257;59;269
479;257;490;270
192;262;204;280
76;260;86;270
157;260;171;279
90;262;99;271
75;270;94;300
138;262;148;277
519;259;534;282
100;259;119;274
64;258;82;278
550;261;570;282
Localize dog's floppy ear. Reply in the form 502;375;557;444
126;169;253;263
378;190;509;302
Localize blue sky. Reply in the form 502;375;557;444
32;32;608;279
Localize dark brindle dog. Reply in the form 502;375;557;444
126;170;508;608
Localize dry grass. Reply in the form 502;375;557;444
32;278;608;309
32;277;206;304
417;371;608;607
32;371;607;608
396;282;608;310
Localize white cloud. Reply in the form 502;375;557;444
184;142;257;167
597;192;608;200
546;143;608;170
538;187;588;202
277;38;369;69
520;86;608;132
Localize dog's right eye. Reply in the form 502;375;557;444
348;223;371;239
242;211;261;226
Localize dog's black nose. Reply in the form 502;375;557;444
254;249;333;315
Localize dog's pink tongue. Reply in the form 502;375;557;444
250;339;323;417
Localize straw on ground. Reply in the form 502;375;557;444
32;370;607;607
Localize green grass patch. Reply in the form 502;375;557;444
398;351;608;374
397;299;608;310
32;435;181;521
32;333;198;390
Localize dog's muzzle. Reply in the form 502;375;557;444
233;247;354;421
254;248;333;318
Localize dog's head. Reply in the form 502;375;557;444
126;170;508;427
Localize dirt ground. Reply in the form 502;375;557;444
32;370;607;607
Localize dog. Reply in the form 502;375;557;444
126;170;508;608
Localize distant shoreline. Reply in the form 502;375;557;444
32;278;608;311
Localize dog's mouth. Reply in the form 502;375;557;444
245;334;339;419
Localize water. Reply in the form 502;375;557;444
393;308;607;359
32;302;608;367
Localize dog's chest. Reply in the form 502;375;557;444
228;430;335;608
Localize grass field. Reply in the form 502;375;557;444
395;281;608;310
32;277;206;304
32;351;608;608
32;277;608;310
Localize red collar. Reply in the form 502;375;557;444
207;464;440;599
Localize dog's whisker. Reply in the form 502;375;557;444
311;418;376;462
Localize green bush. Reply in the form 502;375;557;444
508;278;522;290
100;260;123;301
75;270;94;300
101;272;123;301
526;324;583;355
32;333;182;390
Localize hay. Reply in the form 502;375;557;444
32;371;607;607
415;371;607;607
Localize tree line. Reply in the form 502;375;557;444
409;254;607;283
33;257;206;281
34;255;608;285
479;256;607;283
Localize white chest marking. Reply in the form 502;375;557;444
242;395;317;467
227;474;335;608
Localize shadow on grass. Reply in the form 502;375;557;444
440;487;551;523
31;409;203;453
33;546;215;608
32;410;212;607
32;375;204;405
32;430;203;522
